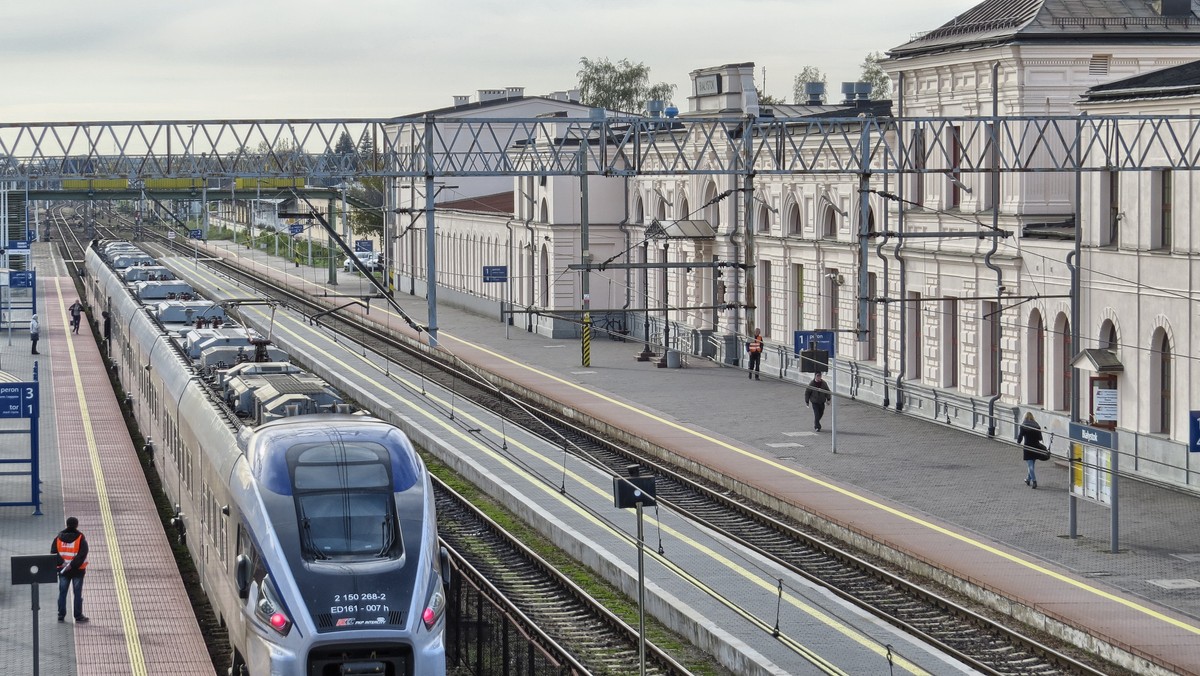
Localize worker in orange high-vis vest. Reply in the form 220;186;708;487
746;329;764;380
52;516;90;623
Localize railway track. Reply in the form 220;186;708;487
66;214;699;676
74;216;1128;675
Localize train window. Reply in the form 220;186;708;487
296;492;396;560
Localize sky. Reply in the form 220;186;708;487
0;0;982;123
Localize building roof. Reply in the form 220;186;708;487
400;95;591;119
1081;58;1200;102
890;0;1200;58
436;191;514;215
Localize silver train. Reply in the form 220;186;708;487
85;242;448;676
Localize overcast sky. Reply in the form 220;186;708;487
1;0;980;123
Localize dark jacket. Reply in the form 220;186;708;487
52;528;89;578
1017;419;1046;461
804;378;831;406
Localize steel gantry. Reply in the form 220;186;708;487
2;113;1197;367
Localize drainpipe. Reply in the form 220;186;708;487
985;62;1003;437
894;71;907;411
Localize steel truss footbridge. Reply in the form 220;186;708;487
2;114;1197;431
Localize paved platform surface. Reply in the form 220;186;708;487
0;243;214;676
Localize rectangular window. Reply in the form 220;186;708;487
1159;169;1172;250
907;292;922;380
826;268;840;330
981;301;999;396
759;260;772;338
866;273;878;361
948;125;962;208
942;297;958;387
792;264;804;332
912;129;926;208
1107;170;1120;246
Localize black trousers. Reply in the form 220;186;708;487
812;402;826;428
748;352;761;376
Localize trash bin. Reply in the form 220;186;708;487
665;349;681;369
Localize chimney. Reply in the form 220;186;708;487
804;82;826;105
452;95;470;107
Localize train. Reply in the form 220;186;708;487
84;241;449;676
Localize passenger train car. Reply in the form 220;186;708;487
85;241;448;676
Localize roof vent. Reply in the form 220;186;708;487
1089;55;1111;76
506;87;525;98
853;82;873;101
452;95;470;107
841;82;857;105
646;99;664;117
804;82;826;105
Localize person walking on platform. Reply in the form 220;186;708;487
746;329;764;380
69;300;83;334
804;371;832;431
52;516;90;623
1017;412;1049;489
29;314;40;354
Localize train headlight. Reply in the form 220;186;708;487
254;576;293;637
422;589;446;630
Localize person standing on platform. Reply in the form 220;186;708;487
746;329;764;380
1016;411;1048;489
29;314;40;354
102;311;112;356
52;517;90;623
804;371;832;431
69;300;83;334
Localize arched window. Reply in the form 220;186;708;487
655;196;667;222
678;196;690;221
1099;319;1118;351
786;202;802;236
633;196;645;225
822;205;838;238
1054;313;1071;411
756;204;770;233
1150;328;1172;435
1027;311;1045;405
703;183;720;227
539;198;549;223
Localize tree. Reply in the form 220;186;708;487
335;131;355;155
576;57;675;114
757;89;785;105
791;66;827;104
859;52;892;101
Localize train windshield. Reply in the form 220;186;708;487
288;443;401;561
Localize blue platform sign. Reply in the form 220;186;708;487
794;330;835;357
1190;411;1200;453
0;382;38;419
354;240;373;252
9;271;35;288
483;265;508;283
1069;422;1116;450
11;240;30;250
188;229;204;239
289;224;304;235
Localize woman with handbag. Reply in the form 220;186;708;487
1016;412;1049;489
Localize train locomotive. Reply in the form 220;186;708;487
85;241;448;676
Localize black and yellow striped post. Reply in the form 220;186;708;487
582;312;592;367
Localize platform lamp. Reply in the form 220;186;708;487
613;464;657;676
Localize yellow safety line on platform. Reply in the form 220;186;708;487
55;278;147;676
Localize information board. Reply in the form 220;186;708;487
483;266;508;283
793;330;835;357
0;383;38;419
354;240;373;252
